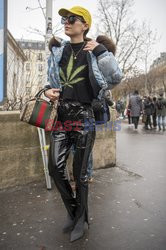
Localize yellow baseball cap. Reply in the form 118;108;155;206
58;6;92;28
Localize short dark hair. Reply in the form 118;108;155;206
134;90;139;95
159;92;164;97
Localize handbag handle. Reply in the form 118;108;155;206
34;88;47;98
34;88;59;106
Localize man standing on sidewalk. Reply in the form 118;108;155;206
129;90;142;130
156;92;166;131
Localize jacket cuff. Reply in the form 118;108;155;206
92;44;107;57
44;85;51;90
43;85;51;97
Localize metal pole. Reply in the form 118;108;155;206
45;0;53;84
37;0;53;190
45;0;71;183
37;127;52;189
0;0;8;105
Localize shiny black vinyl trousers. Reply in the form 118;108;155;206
48;100;96;225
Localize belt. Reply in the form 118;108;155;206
59;99;92;107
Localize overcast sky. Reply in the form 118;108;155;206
8;0;166;63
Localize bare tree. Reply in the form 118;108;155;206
96;0;156;77
113;65;166;101
139;24;158;94
4;48;27;110
26;0;63;39
112;69;144;100
156;66;166;95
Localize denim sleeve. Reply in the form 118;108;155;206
97;51;123;89
45;52;60;89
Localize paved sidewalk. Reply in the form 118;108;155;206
0;122;165;250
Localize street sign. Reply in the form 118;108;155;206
0;0;7;104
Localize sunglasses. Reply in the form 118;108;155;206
61;15;85;25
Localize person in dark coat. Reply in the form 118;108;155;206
115;100;122;118
126;104;131;124
152;97;157;128
156;92;166;131
129;90;142;129
144;96;153;130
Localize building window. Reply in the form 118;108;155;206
37;53;43;61
38;75;43;84
26;51;30;60
38;64;43;72
26;74;30;84
26;87;31;95
26;63;30;71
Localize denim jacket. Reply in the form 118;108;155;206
45;38;123;100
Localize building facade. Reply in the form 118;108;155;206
149;52;166;96
17;39;46;97
4;30;27;110
150;52;166;70
1;33;47;111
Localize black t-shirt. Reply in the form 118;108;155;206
59;41;94;103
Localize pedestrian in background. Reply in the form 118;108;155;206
156;93;166;131
126;104;131;125
129;90;142;130
121;100;126;119
152;97;157;129
116;100;122;118
144;96;153;130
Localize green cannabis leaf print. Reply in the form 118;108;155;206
59;53;87;88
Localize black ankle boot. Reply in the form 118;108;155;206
70;212;87;242
62;213;75;233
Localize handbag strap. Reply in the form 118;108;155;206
34;88;60;107
35;88;47;98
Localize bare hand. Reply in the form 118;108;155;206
44;88;60;101
83;40;99;51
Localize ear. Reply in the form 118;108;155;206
83;23;89;31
